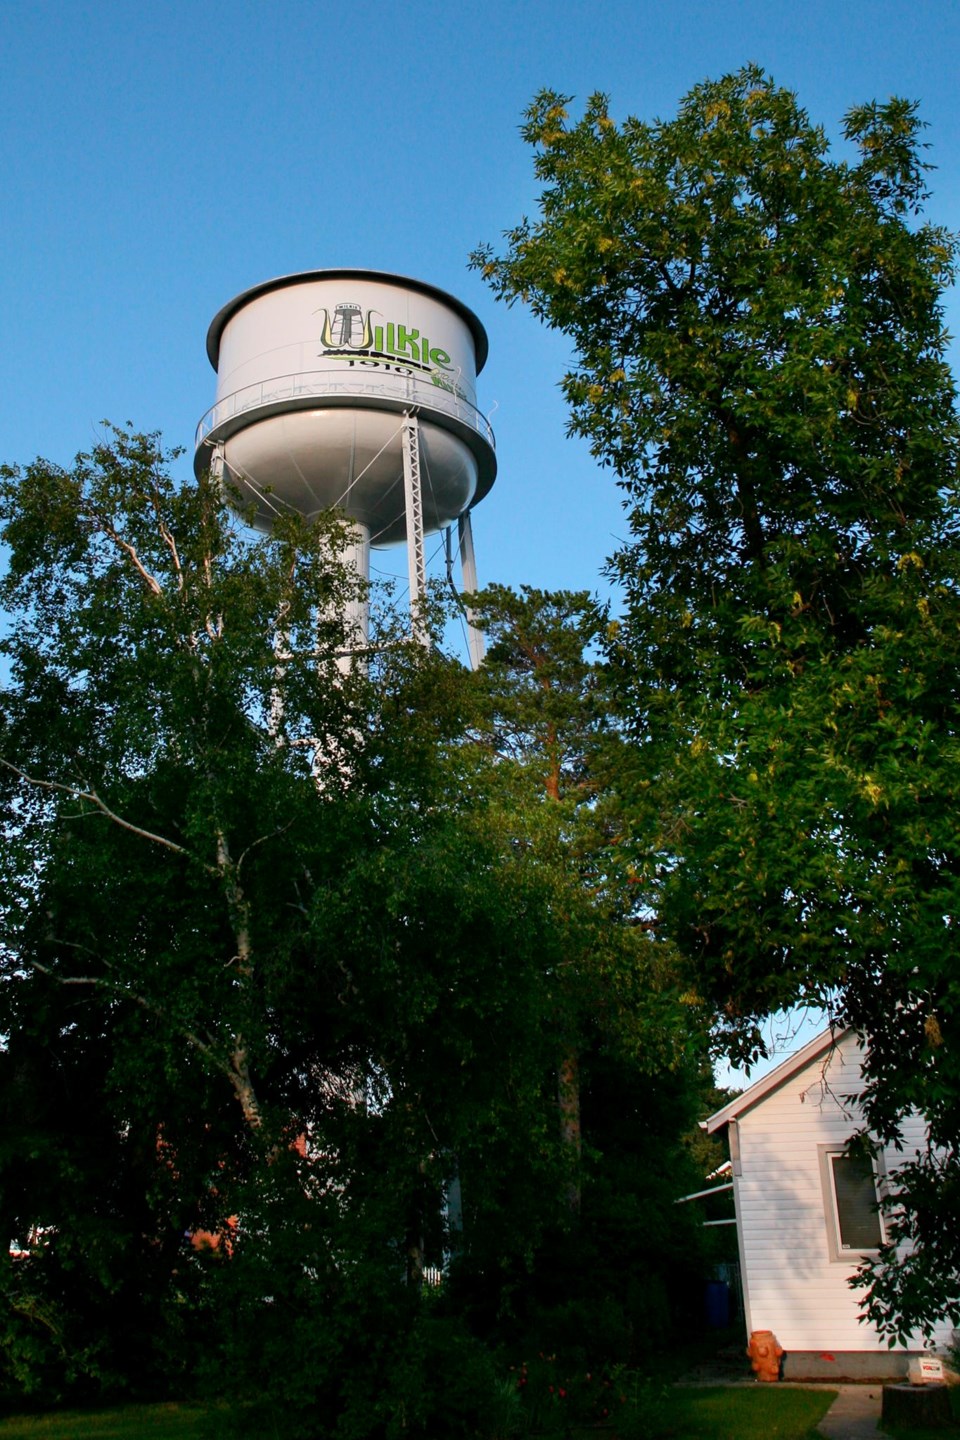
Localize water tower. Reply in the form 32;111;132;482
195;269;496;665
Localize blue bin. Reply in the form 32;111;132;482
705;1280;730;1328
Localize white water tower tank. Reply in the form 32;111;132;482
195;270;496;658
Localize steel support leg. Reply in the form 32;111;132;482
401;414;429;649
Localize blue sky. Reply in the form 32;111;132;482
3;0;958;1081
3;0;958;607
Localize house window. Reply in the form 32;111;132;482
818;1144;884;1262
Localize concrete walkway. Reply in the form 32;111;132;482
816;1384;886;1439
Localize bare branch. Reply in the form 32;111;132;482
83;508;165;597
144;482;185;591
214;827;254;978
236;821;293;877
229;1039;264;1130
0;758;209;867
30;958;265;1133
28;960;217;1062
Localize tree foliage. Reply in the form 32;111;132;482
460;583;718;1343
475;67;960;1338
0;429;544;1412
0;432;714;1424
468;583;706;1072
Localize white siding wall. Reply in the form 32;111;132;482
736;1032;952;1352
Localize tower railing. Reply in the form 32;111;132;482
195;367;496;452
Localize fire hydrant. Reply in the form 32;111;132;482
747;1329;783;1382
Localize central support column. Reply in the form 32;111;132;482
342;520;370;669
458;511;485;671
401;414;429;649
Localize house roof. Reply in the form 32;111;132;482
704;1024;854;1135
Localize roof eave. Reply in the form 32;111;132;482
704;1024;852;1135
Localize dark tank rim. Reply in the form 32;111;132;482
206;269;489;373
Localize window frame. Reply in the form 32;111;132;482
817;1142;887;1264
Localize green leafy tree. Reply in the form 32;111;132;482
1;429;710;1429
0;425;378;1399
469;585;609;1216
462;584;716;1356
0;430;572;1425
474;67;960;1338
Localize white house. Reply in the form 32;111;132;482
704;1026;954;1380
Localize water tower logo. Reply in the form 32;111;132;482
317;300;456;379
319;302;374;350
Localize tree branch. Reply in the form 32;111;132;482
28;959;217;1062
143;482;185;592
84;509;165;597
30;958;265;1132
236;821;293;878
0;758;208;867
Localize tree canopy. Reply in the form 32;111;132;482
474;65;960;1339
0;429;713;1429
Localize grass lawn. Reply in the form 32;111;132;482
0;1403;208;1439
654;1385;838;1439
0;1386;887;1440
